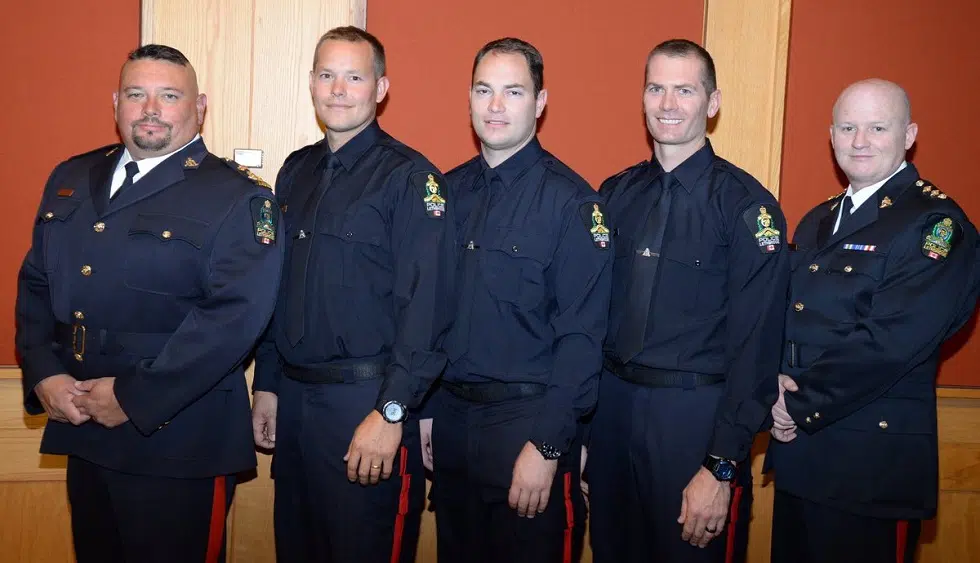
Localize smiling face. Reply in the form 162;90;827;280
643;53;719;160
113;58;206;160
309;39;389;150
830;80;917;191
469;51;547;166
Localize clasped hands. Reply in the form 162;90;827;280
35;374;129;428
770;374;799;443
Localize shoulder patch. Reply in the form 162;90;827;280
412;171;447;219
580;202;611;249
922;216;960;260
742;204;782;254
251;196;279;245
223;158;272;189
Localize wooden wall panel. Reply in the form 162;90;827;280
703;0;792;196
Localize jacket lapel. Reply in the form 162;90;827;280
105;138;209;216
89;145;123;218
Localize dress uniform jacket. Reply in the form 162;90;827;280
17;138;284;479
769;163;980;520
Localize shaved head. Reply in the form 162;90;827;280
829;78;918;190
833;79;911;126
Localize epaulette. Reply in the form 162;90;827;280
827;190;846;211
826;190;846;202
915;179;950;201
63;143;123;164
222;157;272;190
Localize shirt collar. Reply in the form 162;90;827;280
315;120;384;172
845;161;907;212
479;137;545;189
649;138;716;193
119;133;202;175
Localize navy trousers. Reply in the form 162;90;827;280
431;391;586;563
272;375;425;563
587;372;752;563
67;455;234;563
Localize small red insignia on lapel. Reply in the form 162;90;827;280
57;188;74;197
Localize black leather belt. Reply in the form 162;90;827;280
442;380;547;403
283;358;387;384
603;358;724;389
55;322;171;361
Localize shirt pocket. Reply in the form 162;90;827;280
39;198;84;273
333;209;389;289
125;213;209;297
481;228;552;308
660;242;726;313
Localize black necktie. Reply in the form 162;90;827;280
285;156;339;346
113;161;140;199
446;169;496;361
836;195;854;234
614;171;675;363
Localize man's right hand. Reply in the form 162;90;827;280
36;374;90;425
770;374;799;443
252;391;278;449
419;418;434;471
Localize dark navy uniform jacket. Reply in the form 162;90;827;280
600;140;790;462
768;163;980;519
442;138;613;454
253;121;454;411
17;138;284;479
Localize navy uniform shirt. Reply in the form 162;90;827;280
601;140;790;462
770;164;980;519
443;138;613;453
253;121;455;411
17;139;283;478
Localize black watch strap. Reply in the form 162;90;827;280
531;440;562;460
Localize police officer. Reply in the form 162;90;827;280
250;27;453;563
426;37;612;563
767;79;980;563
16;45;282;563
588;39;790;563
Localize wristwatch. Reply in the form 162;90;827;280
702;454;737;482
530;439;562;460
379;400;407;423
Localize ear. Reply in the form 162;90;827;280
904;121;918;150
829;124;836;150
196;94;208;125
375;76;390;104
535;88;548;118
309;70;315;95
112;92;119;117
706;89;721;119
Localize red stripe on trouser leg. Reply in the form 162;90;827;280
205;476;227;563
390;446;411;563
724;485;744;563
896;520;909;563
563;472;574;563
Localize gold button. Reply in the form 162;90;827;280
805;416;812;424
73;353;83;362
43;211;55;220
809;264;819;273
814;412;821;419
794;302;804;312
844;265;853;273
162;230;172;239
93;222;105;233
879;420;889;429
80;265;92;276
73;311;84;320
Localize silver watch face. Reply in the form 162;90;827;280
383;401;405;422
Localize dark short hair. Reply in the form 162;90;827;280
647;39;717;94
313;26;386;79
127;44;191;66
472;37;544;97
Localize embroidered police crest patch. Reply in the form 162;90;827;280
580;202;611;249
251;197;278;245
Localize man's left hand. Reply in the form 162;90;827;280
509;442;558;518
74;378;129;428
678;466;730;548
345;410;402;485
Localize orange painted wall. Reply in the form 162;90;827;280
0;1;140;365
366;0;705;187
779;0;980;386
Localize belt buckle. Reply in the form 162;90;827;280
72;323;86;362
